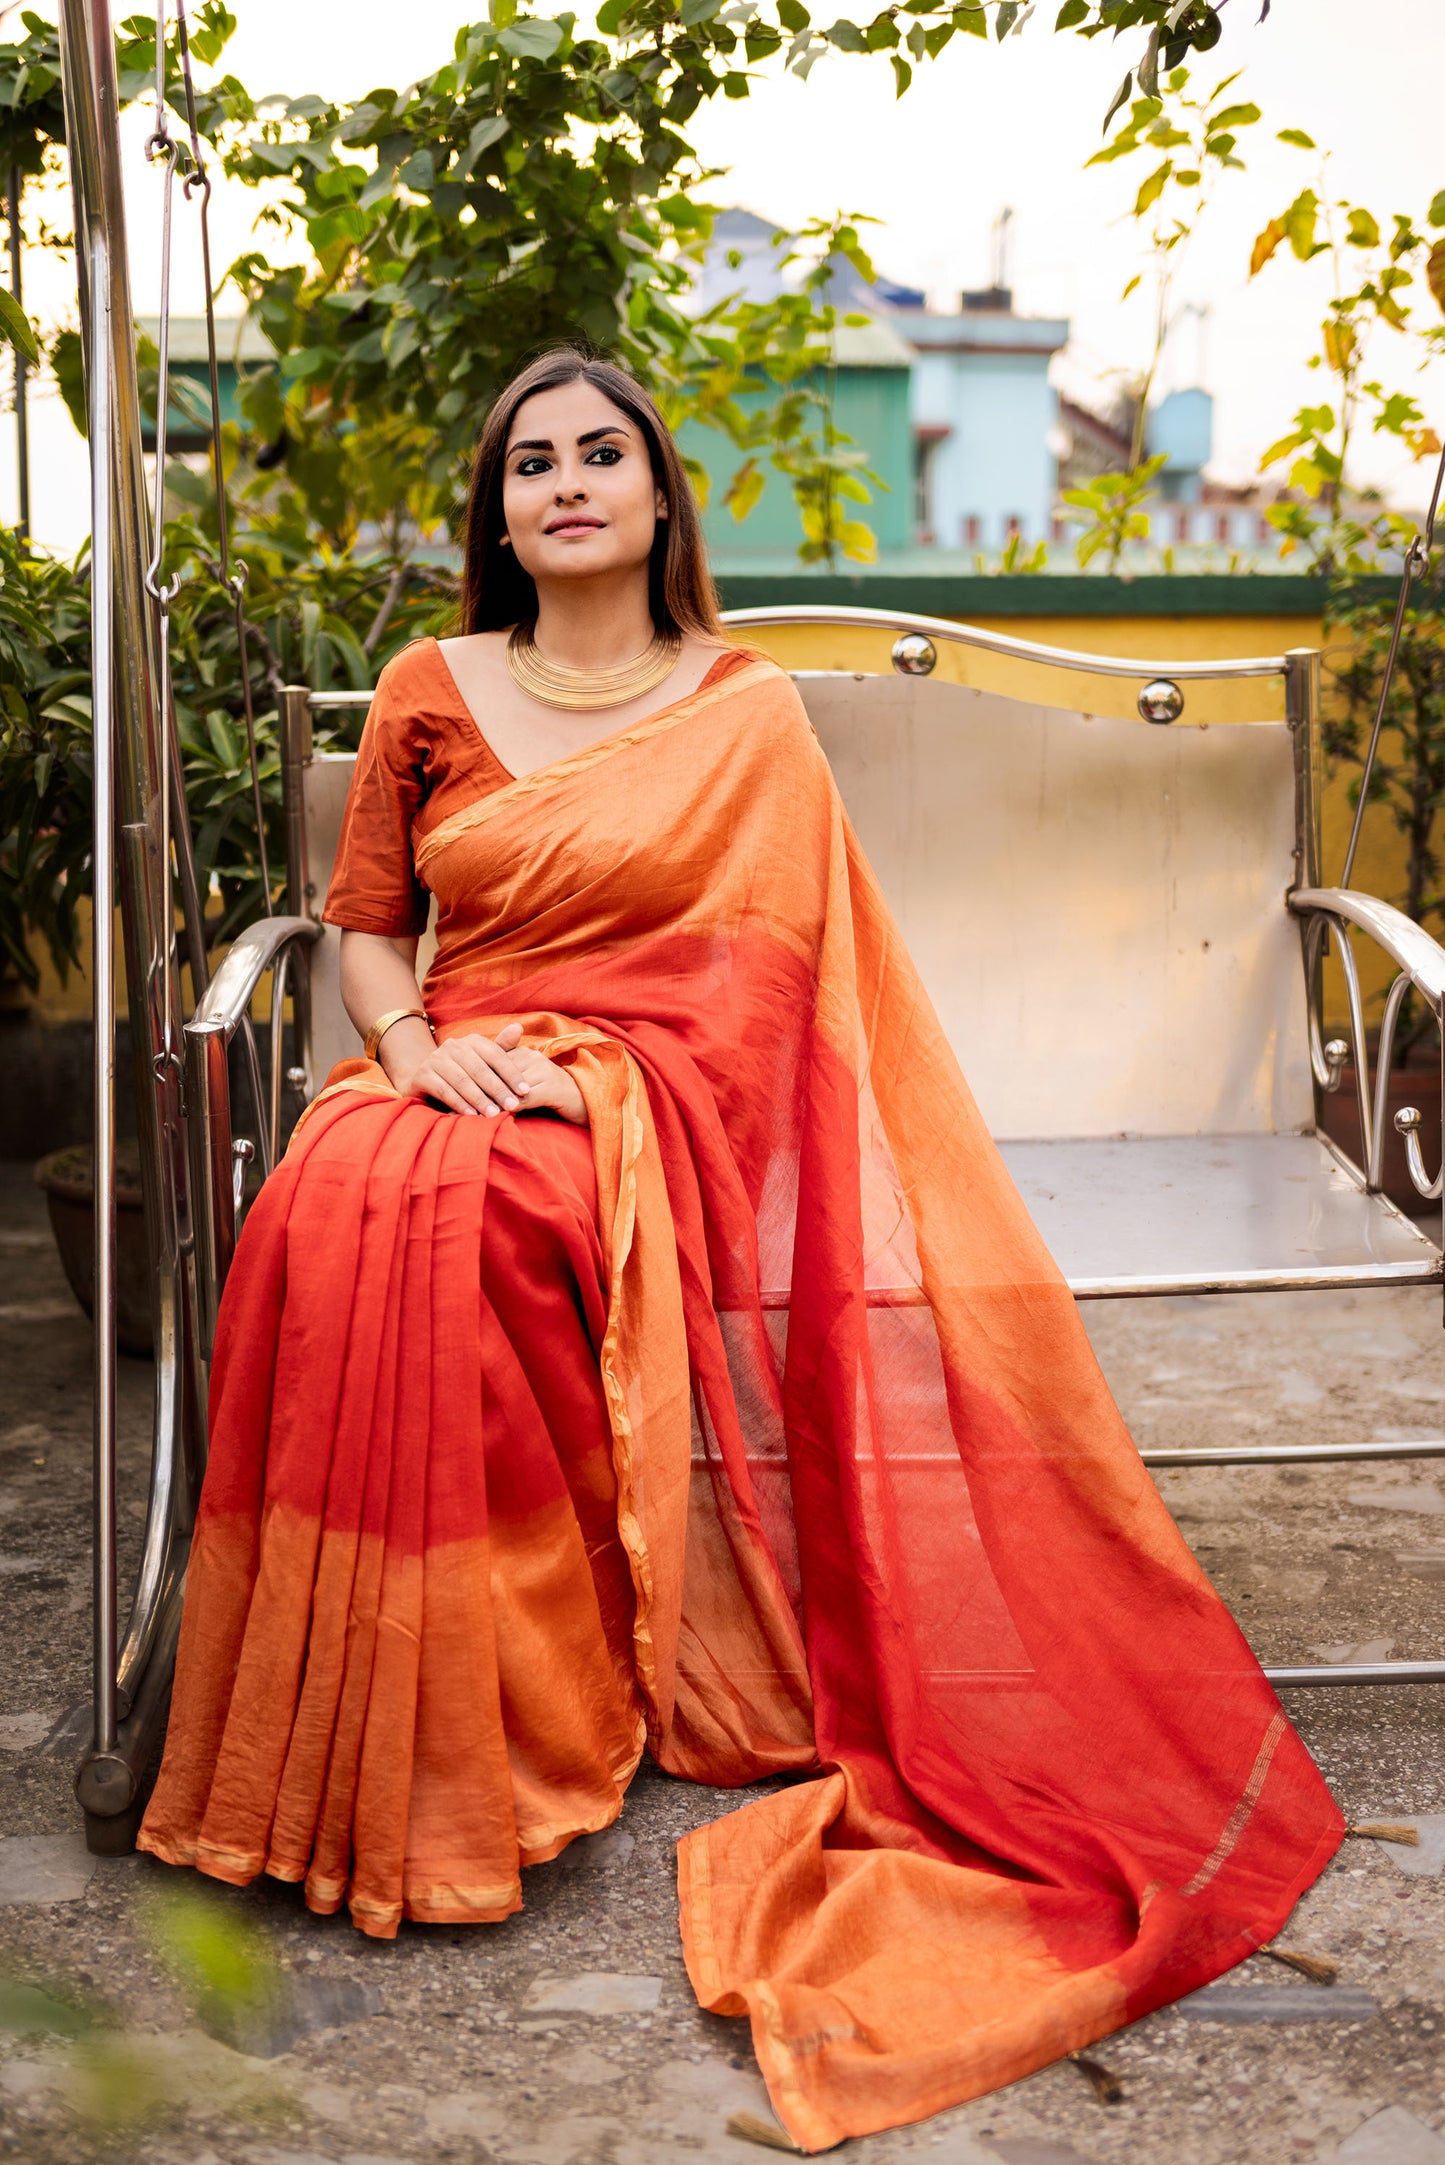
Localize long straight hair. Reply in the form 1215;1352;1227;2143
458;349;723;640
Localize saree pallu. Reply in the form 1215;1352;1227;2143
140;654;1342;2151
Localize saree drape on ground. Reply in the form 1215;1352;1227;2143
139;645;1342;2153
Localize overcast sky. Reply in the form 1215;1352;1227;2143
7;0;1443;548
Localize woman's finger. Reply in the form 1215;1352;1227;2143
422;1073;480;1118
475;1034;531;1093
446;1043;517;1111
432;1049;506;1115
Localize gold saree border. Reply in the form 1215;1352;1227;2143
414;657;780;877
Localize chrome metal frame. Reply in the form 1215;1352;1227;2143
58;0;323;1846
60;14;1445;1863
258;620;1445;1691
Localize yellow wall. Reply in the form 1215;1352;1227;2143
16;609;1405;1031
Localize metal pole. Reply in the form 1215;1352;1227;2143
7;165;28;538
89;233;116;1757
60;0;200;1834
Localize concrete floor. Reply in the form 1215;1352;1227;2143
1;1161;1443;2165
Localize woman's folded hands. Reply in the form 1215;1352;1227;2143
381;1018;589;1125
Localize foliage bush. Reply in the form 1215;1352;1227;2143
0;517;451;984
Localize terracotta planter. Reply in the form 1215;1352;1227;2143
33;1140;154;1357
1318;1052;1443;1216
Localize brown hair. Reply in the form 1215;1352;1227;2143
458;348;723;640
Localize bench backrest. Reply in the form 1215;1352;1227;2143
288;623;1317;1141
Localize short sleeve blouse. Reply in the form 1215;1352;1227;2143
322;640;512;938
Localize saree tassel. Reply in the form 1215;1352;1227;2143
1346;1821;1420;1846
1260;1943;1338;1984
1068;2050;1126;2105
725;2110;811;2153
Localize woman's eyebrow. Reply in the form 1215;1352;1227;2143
507;424;630;458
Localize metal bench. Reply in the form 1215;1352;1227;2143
185;609;1445;1690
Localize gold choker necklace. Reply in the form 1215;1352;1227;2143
506;620;682;712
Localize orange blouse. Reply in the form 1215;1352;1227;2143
324;636;749;941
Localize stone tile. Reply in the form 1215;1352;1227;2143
1371;1814;1445;1877
559;1827;636;1872
0;1708;56;1749
0;1829;97;1904
1347;1484;1445;1515
424;2089;512;2140
905;2135;1001;2165
548;2043;628;2087
253;2154;416;2165
1309;1638;1396;1665
200;1973;382;2058
1335;2105;1445;2165
522;1972;663;2015
612;2056;777;2164
983;2141;1100;2165
506;2113;631;2165
1177;1982;1379;2024
1396;1549;1445;1582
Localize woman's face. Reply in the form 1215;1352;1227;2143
500;379;667;587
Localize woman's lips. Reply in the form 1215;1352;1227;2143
545;517;605;535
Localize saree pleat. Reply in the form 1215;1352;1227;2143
141;649;1343;2152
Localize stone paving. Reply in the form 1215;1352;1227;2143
1;1162;1443;2165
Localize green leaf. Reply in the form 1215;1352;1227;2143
1133;160;1171;217
724;456;765;520
1429;237;1445;319
890;50;912;94
1102;69;1132;138
1054;0;1087;22
0;284;39;366
825;17;868;50
461;114;509;169
1282;187;1322;261
1429;190;1445;229
498;17;564;58
595;0;627;28
681;0;723;22
1346;206;1380;250
777;0;811;25
1209;101;1258;130
1276;127;1315;149
51;326;86;436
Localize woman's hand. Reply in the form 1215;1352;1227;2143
381;1018;588;1125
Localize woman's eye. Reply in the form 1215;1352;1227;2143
516;455;552;477
587;444;623;465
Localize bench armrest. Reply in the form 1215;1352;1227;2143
184;915;323;1354
1290;887;1445;1011
1289;886;1444;1201
189;914;322;1038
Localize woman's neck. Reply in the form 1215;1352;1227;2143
531;574;657;670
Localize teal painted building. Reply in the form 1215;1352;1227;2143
678;316;917;562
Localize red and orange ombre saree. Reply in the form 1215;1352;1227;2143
140;640;1342;2152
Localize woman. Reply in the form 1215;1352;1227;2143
140;349;1342;2153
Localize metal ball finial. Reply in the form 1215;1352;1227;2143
1138;678;1185;724
892;633;937;677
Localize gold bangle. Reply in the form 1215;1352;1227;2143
364;1007;429;1062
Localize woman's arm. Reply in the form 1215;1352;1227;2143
338;928;585;1122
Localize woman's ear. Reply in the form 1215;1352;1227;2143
654;485;669;522
499;531;512;548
